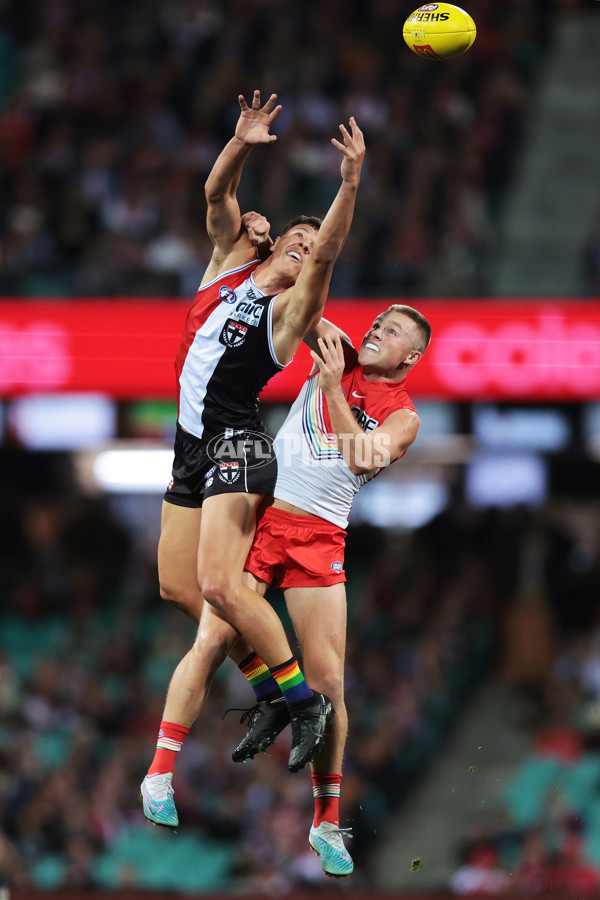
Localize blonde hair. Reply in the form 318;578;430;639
376;304;432;354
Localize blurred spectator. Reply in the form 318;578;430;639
453;525;600;895
451;844;510;894
0;457;501;892
0;0;554;298
3;467;600;891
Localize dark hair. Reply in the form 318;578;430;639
280;215;322;234
377;304;432;354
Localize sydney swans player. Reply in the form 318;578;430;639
234;305;431;877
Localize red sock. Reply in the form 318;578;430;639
312;773;342;827
147;720;190;776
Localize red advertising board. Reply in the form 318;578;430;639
0;299;599;401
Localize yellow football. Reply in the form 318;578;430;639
403;3;476;60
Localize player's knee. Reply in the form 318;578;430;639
201;573;237;615
159;579;201;619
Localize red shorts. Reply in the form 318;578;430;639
245;506;347;589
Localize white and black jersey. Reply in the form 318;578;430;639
175;260;288;442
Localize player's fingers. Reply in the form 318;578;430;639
317;336;333;362
251;89;261;109
309;349;324;367
325;335;340;364
348;116;363;139
339;123;350;144
341;121;363;155
263;93;278;113
238;94;248;111
331;335;345;366
331;137;347;153
268;104;283;123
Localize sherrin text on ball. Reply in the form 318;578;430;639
403;3;476;60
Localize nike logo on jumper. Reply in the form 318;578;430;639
352;391;365;399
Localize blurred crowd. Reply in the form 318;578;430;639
451;500;600;894
2;449;600;891
0;455;504;894
0;0;555;300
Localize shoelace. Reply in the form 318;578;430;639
147;776;174;801
319;826;353;850
222;703;260;726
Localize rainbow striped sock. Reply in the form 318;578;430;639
238;652;281;702
271;657;313;708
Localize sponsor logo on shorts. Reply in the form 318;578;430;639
167;478;175;491
219;285;237;304
218;462;240;483
331;561;344;573
207;430;275;470
221;319;248;348
205;476;214;488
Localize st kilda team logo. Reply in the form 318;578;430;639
218;461;240;484
221;318;247;348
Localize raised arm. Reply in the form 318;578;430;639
310;334;420;475
201;91;282;283
272;118;365;362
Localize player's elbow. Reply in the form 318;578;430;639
348;459;379;476
311;249;338;267
204;185;226;204
204;180;236;205
348;434;394;475
304;311;325;336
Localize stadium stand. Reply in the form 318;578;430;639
0;0;555;299
0;457;496;892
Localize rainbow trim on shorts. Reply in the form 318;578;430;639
302;375;342;460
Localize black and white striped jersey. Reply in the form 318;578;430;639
175;260;287;440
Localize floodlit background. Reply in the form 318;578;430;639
1;1;600;898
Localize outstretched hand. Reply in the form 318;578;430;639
309;334;346;393
236;90;283;145
331;117;365;185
